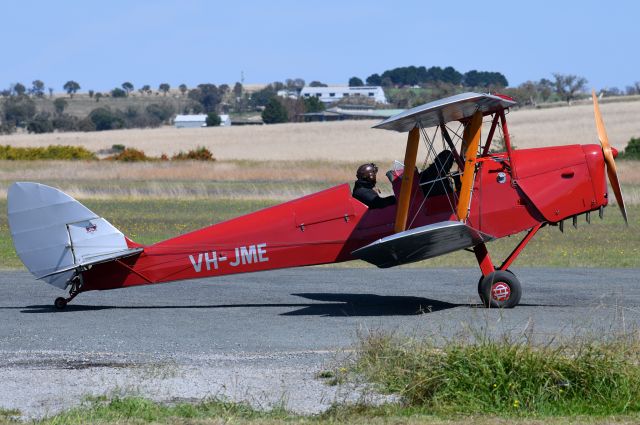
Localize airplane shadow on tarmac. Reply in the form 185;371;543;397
16;293;464;316
15;294;565;316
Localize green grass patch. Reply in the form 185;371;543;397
34;396;291;425
349;331;640;417
0;145;96;160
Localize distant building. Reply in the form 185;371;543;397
219;114;231;126
174;114;232;128
299;86;387;104
174;114;207;128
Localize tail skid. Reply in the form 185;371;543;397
7;182;142;289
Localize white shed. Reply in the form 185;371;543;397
174;114;207;128
299;86;387;104
175;114;232;128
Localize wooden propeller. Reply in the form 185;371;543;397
592;89;628;225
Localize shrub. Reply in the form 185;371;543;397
89;107;124;131
145;103;175;124
52;114;79;132
206;112;221;127
621;137;640;160
0;145;96;160
261;98;288;124
171;147;215;161
26;113;53;134
111;144;126;153
107;148;149;162
110;87;127;98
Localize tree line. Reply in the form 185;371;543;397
2;70;639;131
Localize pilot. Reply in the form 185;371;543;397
353;163;396;209
419;150;456;197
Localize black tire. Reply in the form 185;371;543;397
54;297;67;310
477;269;515;295
478;270;522;308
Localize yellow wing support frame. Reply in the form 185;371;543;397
394;126;420;233
456;110;482;222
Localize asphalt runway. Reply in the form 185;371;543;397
1;267;639;417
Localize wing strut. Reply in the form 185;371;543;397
456;110;482;222
394;126;420;233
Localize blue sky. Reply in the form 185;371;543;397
2;0;637;92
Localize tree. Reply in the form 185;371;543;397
89;107;124;131
122;82;134;95
145;103;175;123
3;96;36;127
233;82;243;99
261;98;288;124
188;84;222;112
179;83;188;96
63;80;80;98
309;81;327;87
139;85;151;95
285;78;305;91
463;70;508;88
95;92;103;102
366;73;382;86
349;77;364;87
53;98;68;114
27;113;53;134
303;96;325;113
88;90;94;98
206;112;221;126
552;73;587;103
111;87;127;98
30;80;45;97
159;83;170;96
13;83;26;96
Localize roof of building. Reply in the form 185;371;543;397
175;114;208;122
300;86;384;93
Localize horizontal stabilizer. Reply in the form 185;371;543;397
351;221;494;268
36;247;143;279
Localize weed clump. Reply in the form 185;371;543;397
171;146;215;161
353;331;640;416
106;147;150;162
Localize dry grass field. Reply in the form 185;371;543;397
1;100;639;162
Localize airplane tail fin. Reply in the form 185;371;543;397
7;182;142;289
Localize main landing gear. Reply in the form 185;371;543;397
477;270;522;308
54;274;84;310
473;224;543;309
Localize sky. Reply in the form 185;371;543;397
1;0;638;93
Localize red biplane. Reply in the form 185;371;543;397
7;91;627;309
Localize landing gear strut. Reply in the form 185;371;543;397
473;224;543;309
54;274;83;310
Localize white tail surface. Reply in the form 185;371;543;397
7;182;140;289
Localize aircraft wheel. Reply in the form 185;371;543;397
54;297;67;310
478;270;521;309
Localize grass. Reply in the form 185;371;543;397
346;329;640;418
5;394;640;424
1;199;638;269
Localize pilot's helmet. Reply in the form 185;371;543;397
357;163;378;183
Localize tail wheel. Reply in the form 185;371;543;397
478;270;522;308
